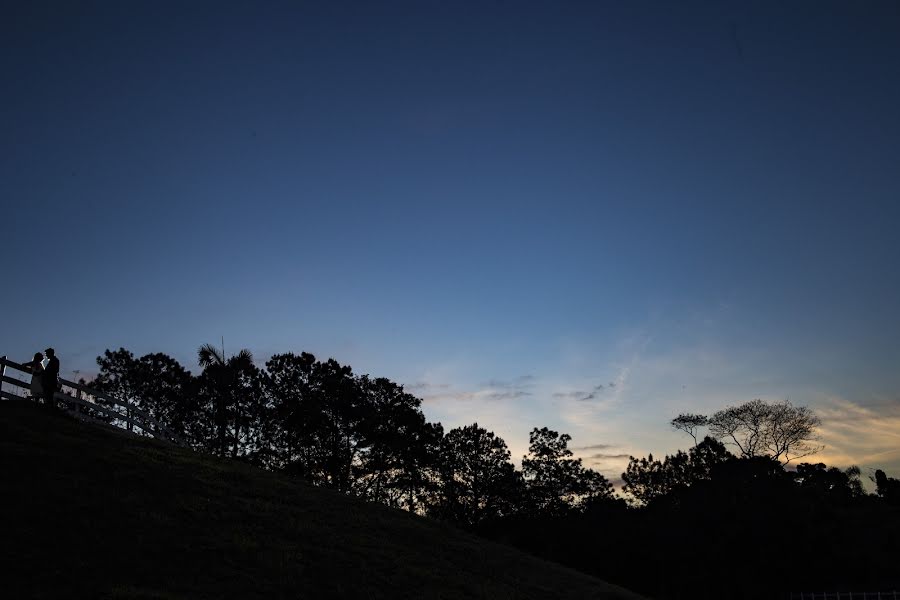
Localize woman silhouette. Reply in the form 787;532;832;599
23;351;45;400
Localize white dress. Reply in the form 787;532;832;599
30;364;44;397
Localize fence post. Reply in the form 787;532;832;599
1;356;6;397
75;387;82;417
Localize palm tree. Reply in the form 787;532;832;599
198;343;254;457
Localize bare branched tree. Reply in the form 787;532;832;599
706;399;822;464
670;413;708;446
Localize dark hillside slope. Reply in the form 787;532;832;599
0;400;644;600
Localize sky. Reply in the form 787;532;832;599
3;1;900;484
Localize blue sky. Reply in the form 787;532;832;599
3;1;899;481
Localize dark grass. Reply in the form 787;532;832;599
1;400;645;600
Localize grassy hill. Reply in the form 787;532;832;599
1;399;645;600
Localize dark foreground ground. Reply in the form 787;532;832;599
0;399;644;600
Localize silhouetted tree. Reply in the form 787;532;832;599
875;469;900;505
393;419;444;514
522;427;614;515
264;353;443;506
132;352;196;441
621;436;731;505
791;462;865;503
313;358;365;492
622;451;692;506
428;423;522;527
93;348;196;441
264;352;320;474
233;361;268;463
686;436;732;479
197;344;262;458
705;399;822;463
92;348;141;425
670;413;708;446
352;376;441;510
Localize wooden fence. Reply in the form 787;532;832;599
0;355;184;446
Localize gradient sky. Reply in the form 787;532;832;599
3;1;900;483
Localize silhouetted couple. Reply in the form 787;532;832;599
23;347;60;409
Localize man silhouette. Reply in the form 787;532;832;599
42;347;59;409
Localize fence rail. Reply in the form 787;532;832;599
0;355;184;446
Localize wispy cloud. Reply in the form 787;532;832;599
477;376;537;400
586;452;631;461
418;375;536;405
814;397;900;473
552;368;630;408
553;390;586;400
488;389;533;400
552;384;608;402
574;443;616;451
585;452;631;461
405;381;451;392
580;448;633;483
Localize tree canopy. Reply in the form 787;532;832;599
672;399;822;464
522;427;614;515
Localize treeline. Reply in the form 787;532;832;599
481;445;900;598
87;346;900;598
481;437;900;598
88;346;612;525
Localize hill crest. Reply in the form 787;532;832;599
1;399;644;600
